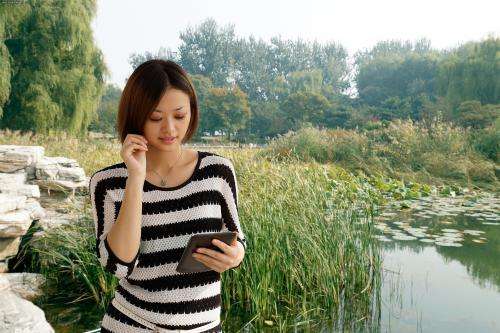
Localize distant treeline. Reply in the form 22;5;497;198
1;2;499;141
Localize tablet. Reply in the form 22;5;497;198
176;231;238;273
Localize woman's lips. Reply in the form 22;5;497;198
159;137;176;144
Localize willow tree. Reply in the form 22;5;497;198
0;2;27;119
0;16;10;120
437;35;500;108
354;38;440;107
1;0;107;135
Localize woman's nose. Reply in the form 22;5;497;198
161;119;176;132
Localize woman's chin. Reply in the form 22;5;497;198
153;141;180;150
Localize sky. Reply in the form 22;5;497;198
91;0;499;89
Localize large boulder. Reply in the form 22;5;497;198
0;272;46;301
0;274;54;333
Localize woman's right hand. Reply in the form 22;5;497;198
120;134;148;179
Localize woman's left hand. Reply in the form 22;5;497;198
192;237;245;273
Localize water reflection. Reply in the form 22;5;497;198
376;192;500;332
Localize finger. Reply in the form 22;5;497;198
126;137;148;149
127;142;147;151
193;253;225;272
124;139;145;149
192;253;213;269
211;239;233;254
127;142;148;153
127;134;148;145
125;135;146;145
195;247;232;264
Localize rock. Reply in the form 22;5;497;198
20;198;46;221
0;145;45;173
36;211;74;231
0;261;7;273
0;171;27;186
0;145;90;332
0;274;8;290
0;152;92;194
0;209;33;237
0;183;40;198
0;194;27;214
0;273;46;301
35;156;86;182
0;237;21;261
34;178;88;193
0;275;54;333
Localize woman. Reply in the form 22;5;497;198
89;59;247;333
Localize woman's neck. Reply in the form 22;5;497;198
145;145;184;173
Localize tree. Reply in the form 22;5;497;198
354;38;440;107
280;91;331;131
1;0;107;135
178;18;237;87
437;35;499;108
129;46;179;71
189;74;214;135
203;85;250;140
0;15;10;119
88;83;122;135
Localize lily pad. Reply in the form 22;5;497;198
374;235;392;242
381;212;397;217
441;228;459;233
392;235;418;241
463;229;485;235
393;221;410;226
435;236;463;243
440;233;463;239
435;241;462;247
419;238;435;243
375;224;388;231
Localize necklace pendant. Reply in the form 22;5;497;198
160;179;167;186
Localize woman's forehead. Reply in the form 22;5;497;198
155;89;190;112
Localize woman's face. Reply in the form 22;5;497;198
143;88;191;151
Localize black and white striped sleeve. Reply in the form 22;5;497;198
218;158;247;257
89;171;139;279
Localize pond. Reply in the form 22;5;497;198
374;192;500;332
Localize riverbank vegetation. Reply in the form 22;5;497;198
5;119;496;330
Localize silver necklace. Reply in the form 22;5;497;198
147;147;184;187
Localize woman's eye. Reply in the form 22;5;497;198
150;116;185;122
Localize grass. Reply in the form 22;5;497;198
262;119;499;192
218;149;383;331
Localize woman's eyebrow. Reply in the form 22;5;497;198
154;106;183;113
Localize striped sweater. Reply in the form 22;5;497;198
89;150;247;332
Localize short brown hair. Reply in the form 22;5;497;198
116;59;199;144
